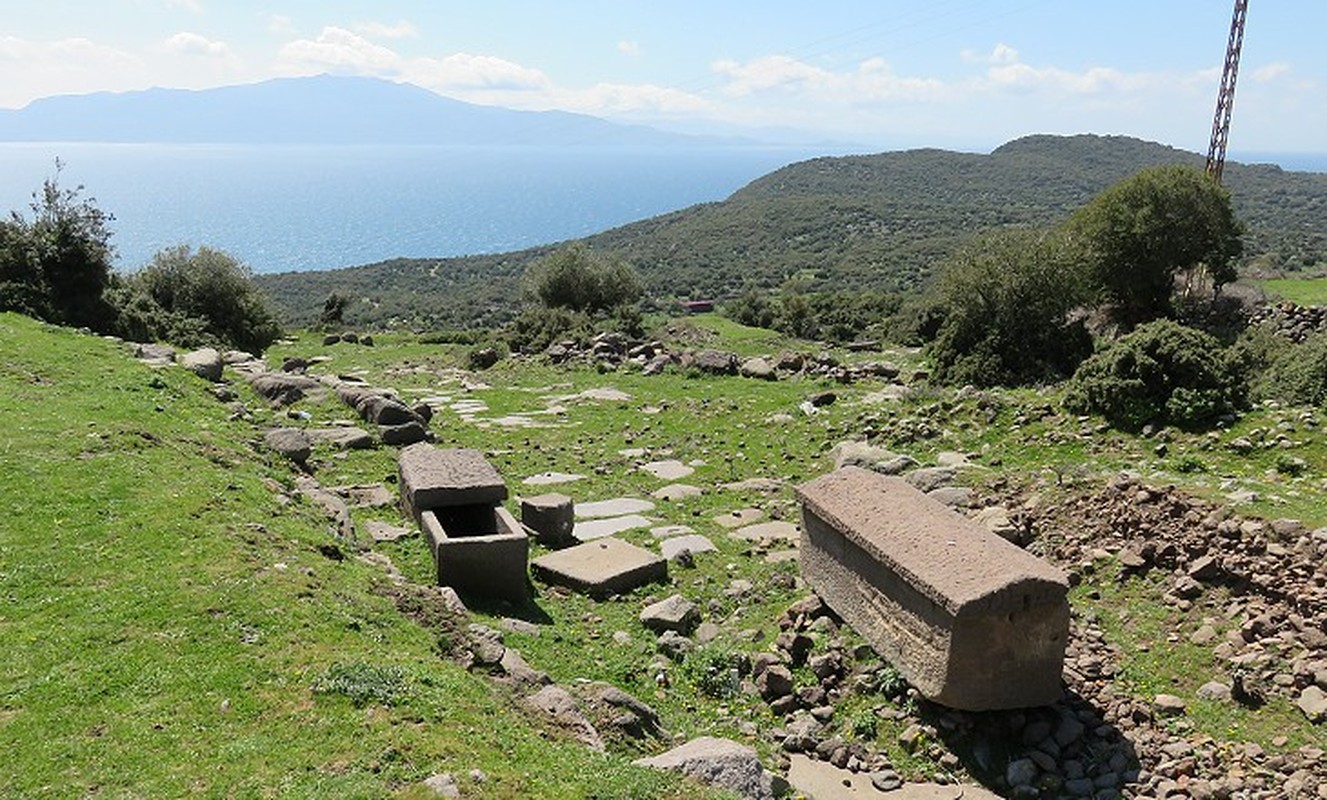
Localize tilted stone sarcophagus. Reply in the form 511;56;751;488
796;467;1069;710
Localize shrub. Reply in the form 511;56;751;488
524;244;642;313
1063;319;1247;430
1252;331;1327;408
0;166;117;331
503;305;592;354
116;245;283;353
929;228;1092;387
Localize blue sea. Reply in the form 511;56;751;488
3;144;1322;275
0;143;840;274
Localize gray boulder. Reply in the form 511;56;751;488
634;737;775;800
249;372;323;406
692;349;738;375
639;594;700;634
180;347;223;381
264;428;311;464
739;357;776;380
380;421;429;446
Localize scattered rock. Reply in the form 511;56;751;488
634;737;775;800
1297;686;1327;722
264;428;311;464
180;347;223;381
639;594;700;634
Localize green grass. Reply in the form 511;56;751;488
1257;276;1327;306
0;314;701;799
4;311;1323;797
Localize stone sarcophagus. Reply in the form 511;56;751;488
398;444;528;601
796;467;1069;710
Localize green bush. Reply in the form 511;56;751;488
1063;319;1247;430
0;167;117;331
504;305;592;353
1252;331;1327;408
524;244;642;313
115;245;283;353
929;228;1092;387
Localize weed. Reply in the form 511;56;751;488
313;662;408;707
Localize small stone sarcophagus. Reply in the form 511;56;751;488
398;444;528;601
796;467;1069;710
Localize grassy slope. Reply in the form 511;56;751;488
0;313;701;799
4;312;1322;797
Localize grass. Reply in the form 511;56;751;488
3;310;1323;797
1257;275;1327;306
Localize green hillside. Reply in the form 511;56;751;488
255;134;1327;330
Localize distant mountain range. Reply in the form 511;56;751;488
254;134;1327;330
0;74;728;147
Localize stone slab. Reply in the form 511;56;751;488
573;514;654;541
796;467;1069;711
730;521;799;543
521;493;575;547
652;484;704;501
713;508;765;529
787;755;999;800
522;471;586;486
398;444;507;522
576;498;657;519
365;520;414;542
650;525;695;539
660;534;717;561
641;460;695;480
531;537;666;597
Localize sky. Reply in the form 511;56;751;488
1;1;1323;154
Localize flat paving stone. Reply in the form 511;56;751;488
574;514;654;541
651;484;704;501
660;534;717;561
522;471;586;486
787;755;1000;800
713;508;765;529
576;498;656;519
651;525;695;539
764;549;800;563
640;460;694;480
531;537;666;597
365;520;415;542
730;520;799;543
330;483;396;508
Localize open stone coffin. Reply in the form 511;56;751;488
796;467;1070;711
398;443;528;601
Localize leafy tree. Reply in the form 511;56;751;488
117;245;283;353
1065;164;1244;325
0;164;117;330
320;292;351;328
1063;319;1246;430
524;244;642;313
928;228;1092;386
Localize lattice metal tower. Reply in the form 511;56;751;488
1205;0;1249;185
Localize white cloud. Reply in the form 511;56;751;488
166;0;203;12
1252;62;1291;82
407;53;550;91
164;32;230;58
713;54;943;103
617;40;641;57
354;21;419;40
0;36;145;107
278;27;402;75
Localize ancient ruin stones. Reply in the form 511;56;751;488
633;737;775;800
576;498;656;518
660;534;717;561
640;460;695;481
264;427;311;464
180;347;223;382
520;493;575;548
398;444;507;524
639;594;700;634
573;514;653;542
531;538;666;598
249;372;324;406
796;467;1070;711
